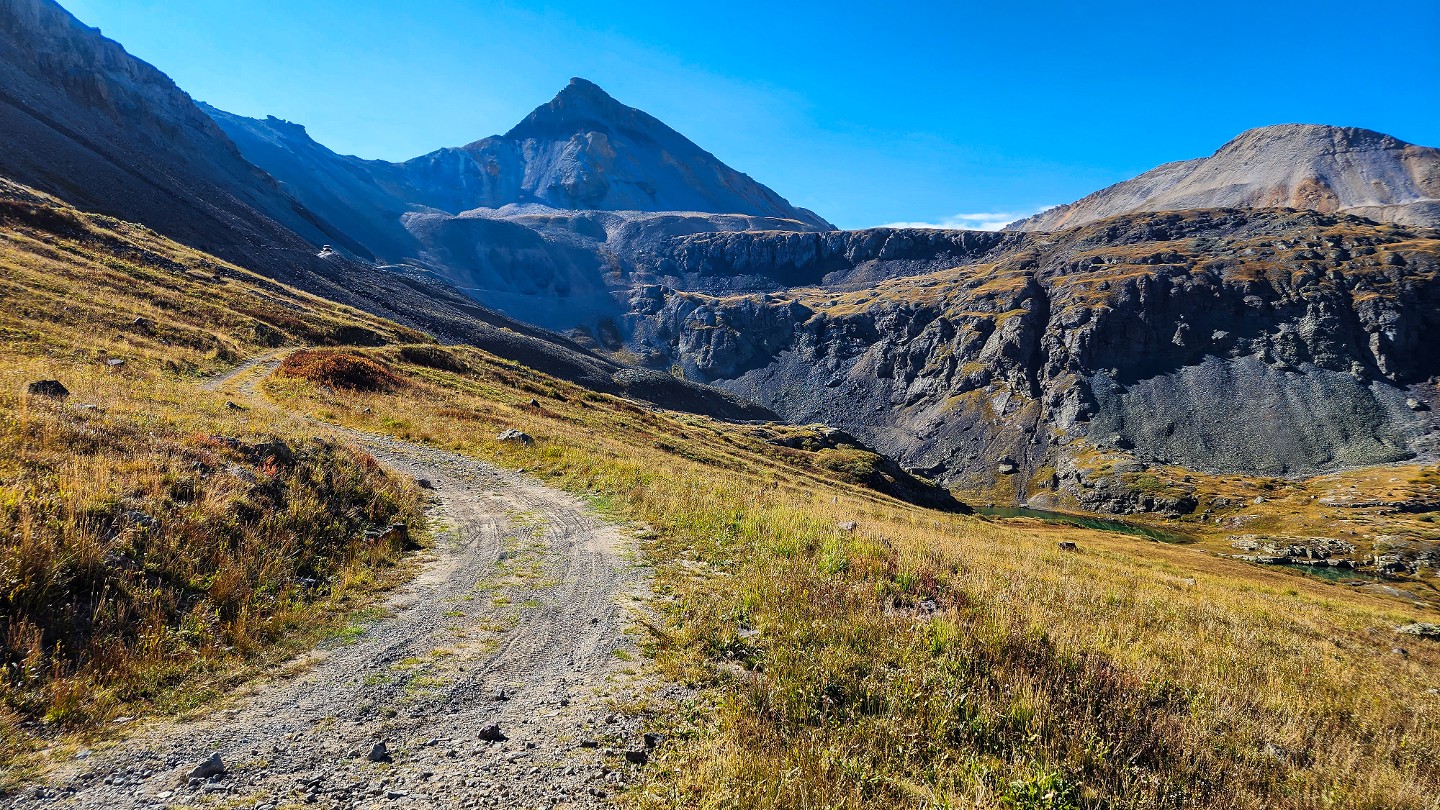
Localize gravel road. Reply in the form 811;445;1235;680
9;356;658;809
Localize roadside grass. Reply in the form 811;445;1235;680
0;185;427;778
263;346;1440;809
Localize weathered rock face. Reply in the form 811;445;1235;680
630;209;1440;505
1009;125;1440;231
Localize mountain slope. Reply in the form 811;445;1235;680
203;78;832;329
197;102;423;262
0;1;772;418
7;168;1438;810
0;0;367;271
1010;125;1440;231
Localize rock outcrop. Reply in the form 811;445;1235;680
1009;125;1440;231
630;209;1440;503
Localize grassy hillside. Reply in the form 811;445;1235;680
0;181;428;770
265;344;1440;809
2;180;1439;807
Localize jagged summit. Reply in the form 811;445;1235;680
1009;123;1440;231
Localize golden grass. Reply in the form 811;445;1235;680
264;346;1440;809
3;183;1440;807
0;189;426;774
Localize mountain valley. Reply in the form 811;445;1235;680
2;1;1440;808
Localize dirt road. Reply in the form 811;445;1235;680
12;358;656;809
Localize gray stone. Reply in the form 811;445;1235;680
497;429;534;446
185;753;224;781
1396;623;1440;638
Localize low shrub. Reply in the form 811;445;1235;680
398;345;468;373
278;349;402;391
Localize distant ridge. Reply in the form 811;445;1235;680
1008;124;1440;231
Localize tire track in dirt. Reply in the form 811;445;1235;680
16;355;658;809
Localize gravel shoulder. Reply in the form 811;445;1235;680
12;357;658;809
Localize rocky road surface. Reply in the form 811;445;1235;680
10;356;658;809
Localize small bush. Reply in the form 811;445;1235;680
398;345;468;373
278;350;402;391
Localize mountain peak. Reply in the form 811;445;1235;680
550;77;623;111
505;77;648;140
559;76;610;98
1219;123;1409;154
1008;124;1440;232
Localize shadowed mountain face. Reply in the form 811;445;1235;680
426;78;830;225
1009;125;1440;231
0;0;366;273
208;78;830;228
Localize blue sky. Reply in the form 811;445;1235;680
63;0;1440;230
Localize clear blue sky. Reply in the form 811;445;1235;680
63;0;1440;230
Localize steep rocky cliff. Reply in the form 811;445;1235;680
620;227;1024;291
1009;125;1440;231
630;209;1440;509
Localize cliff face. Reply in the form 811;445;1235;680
621;227;1023;291
1010;125;1440;232
629;209;1440;509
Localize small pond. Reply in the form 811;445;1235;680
973;506;1198;545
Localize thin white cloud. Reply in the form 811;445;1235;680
879;206;1057;232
